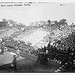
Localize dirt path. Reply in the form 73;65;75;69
17;59;60;73
0;58;60;73
0;51;60;73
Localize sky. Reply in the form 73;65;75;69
0;2;75;25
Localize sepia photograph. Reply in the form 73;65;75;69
0;1;75;73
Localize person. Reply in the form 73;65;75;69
40;47;49;65
46;50;49;55
13;55;17;71
43;49;49;65
36;49;43;63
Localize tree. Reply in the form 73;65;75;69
59;19;67;25
8;20;17;27
47;20;51;24
0;18;8;27
54;20;59;25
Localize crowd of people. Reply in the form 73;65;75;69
36;42;75;72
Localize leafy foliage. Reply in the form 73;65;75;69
0;19;8;27
0;18;75;67
0;37;37;57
